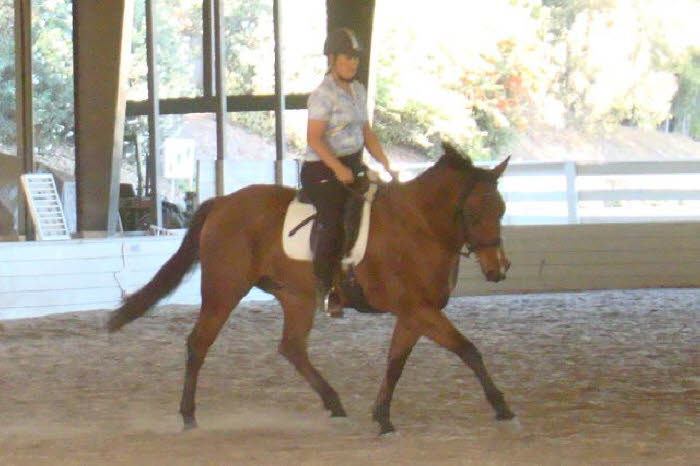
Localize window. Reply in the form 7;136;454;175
224;0;274;95
282;0;326;95
0;0;16;156
32;0;74;173
157;0;204;98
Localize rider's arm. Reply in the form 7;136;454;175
363;122;396;178
307;119;354;184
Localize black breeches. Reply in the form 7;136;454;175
300;151;366;286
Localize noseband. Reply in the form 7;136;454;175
463;238;502;257
455;175;503;258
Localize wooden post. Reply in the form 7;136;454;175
213;0;227;196
564;161;579;224
73;0;135;235
202;0;215;98
273;0;286;185
14;0;33;239
145;0;162;227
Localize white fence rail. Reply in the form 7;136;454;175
194;158;700;225
399;159;700;225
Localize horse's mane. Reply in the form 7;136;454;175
415;142;496;184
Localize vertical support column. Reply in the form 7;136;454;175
14;0;33;238
145;0;162;227
73;0;135;235
273;0;286;185
213;0;227;196
564;161;579;224
202;0;215;98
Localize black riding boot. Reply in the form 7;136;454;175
312;223;343;317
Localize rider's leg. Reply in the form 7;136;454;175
299;166;346;313
310;185;346;314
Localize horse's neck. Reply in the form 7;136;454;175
386;167;466;252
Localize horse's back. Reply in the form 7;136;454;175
209;183;295;222
199;184;296;262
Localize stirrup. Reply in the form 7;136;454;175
315;286;328;314
326;290;344;318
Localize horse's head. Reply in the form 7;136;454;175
454;150;511;282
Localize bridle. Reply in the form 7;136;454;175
455;175;503;259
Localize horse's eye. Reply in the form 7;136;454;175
464;212;480;226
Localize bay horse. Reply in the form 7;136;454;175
107;142;515;434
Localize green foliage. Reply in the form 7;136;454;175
672;51;700;140
0;0;74;157
373;76;442;156
32;0;75;157
0;2;16;152
2;0;699;167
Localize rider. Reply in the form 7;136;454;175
302;27;395;315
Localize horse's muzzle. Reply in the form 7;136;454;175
479;245;510;282
486;269;505;282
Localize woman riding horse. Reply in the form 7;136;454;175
107;141;515;435
302;28;397;316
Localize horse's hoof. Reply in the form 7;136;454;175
378;425;397;437
182;419;198;431
496;416;523;435
495;409;516;421
330;408;347;417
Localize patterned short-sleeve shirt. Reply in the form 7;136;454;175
305;74;368;161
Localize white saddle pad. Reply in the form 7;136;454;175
282;184;377;265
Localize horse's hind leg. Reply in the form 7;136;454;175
373;318;420;434
179;284;249;429
277;292;346;417
408;309;515;421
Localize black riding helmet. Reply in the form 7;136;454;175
323;28;362;57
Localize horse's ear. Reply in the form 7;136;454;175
440;142;473;168
492;155;511;179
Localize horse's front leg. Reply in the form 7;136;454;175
408;308;515;421
373;318;421;435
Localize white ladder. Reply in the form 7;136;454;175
20;173;71;240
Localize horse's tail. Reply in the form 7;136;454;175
107;198;216;332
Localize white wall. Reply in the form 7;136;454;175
455;222;700;295
1;222;699;320
0;236;202;320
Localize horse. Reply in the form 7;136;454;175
107;142;515;434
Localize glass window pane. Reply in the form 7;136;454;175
32;0;75;173
0;0;16;156
282;0;326;94
284;108;307;159
226;110;298;190
129;0;205;101
157;0;204;98
127;0;148;101
224;0;274;95
121;114;208;230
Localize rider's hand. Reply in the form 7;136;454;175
334;165;355;185
388;169;400;182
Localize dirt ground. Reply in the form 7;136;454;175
1;288;698;465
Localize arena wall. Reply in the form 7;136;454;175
1;222;699;320
456;222;700;295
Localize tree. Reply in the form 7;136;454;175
0;1;16;153
671;51;700;139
